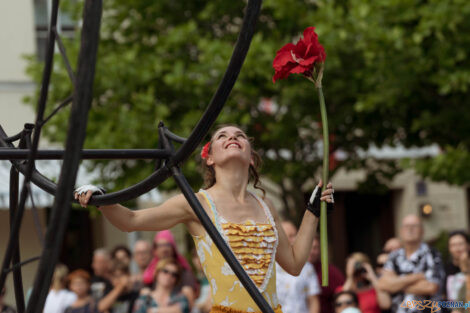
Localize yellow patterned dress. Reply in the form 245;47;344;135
192;190;283;313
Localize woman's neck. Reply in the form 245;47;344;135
212;165;249;201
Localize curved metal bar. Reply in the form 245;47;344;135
163;127;187;144
173;0;262;165
0;0;262;207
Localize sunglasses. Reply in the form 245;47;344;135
161;268;179;279
335;300;354;308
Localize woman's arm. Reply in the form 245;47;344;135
75;190;199;233
271;182;332;276
363;263;391;309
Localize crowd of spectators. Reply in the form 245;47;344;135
2;213;470;313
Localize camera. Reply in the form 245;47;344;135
353;262;366;276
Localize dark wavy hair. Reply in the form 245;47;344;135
201;124;265;198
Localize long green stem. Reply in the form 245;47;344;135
318;86;329;286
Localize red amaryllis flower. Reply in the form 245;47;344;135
201;142;211;159
272;27;326;83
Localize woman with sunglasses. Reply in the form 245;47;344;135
333;291;360;313
337;253;391;313
75;125;334;313
133;259;189;313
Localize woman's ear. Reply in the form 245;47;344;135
206;156;214;167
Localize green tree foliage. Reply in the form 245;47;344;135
25;0;470;221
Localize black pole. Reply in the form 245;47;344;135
26;0;103;312
9;167;25;313
171;166;274;313
0;148;172;160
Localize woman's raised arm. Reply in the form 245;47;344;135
75;190;196;233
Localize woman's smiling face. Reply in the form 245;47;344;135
206;126;252;167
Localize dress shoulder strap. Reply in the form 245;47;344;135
249;191;277;229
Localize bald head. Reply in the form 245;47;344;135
400;214;424;245
281;221;297;245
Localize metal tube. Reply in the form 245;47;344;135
0;148;172;160
10;167;25;313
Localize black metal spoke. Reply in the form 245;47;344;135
3;257;41;275
53;28;76;85
40;95;73;127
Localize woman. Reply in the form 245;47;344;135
337;253;391;313
65;269;129;313
133;259;189;313
143;230;197;307
44;264;77;313
333;291;360;313
65;270;98;313
111;245;132;269
75;125;334;313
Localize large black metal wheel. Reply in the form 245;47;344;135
0;0;272;312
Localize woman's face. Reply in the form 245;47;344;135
69;277;90;297
154;239;174;259
207;126;252;168
449;235;469;261
114;250;131;267
334;293;357;313
156;264;179;289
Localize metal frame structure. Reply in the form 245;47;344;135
0;0;274;312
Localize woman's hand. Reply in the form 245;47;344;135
345;257;356;279
74;184;105;208
306;180;334;217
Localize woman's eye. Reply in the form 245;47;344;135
218;134;226;139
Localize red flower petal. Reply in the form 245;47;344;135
273;43;296;69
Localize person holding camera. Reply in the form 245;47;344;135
337;253;391;313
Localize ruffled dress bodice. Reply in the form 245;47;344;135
192;190;282;313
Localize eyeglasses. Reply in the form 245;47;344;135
161;268;179;279
335;300;354;308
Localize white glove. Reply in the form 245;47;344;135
74;184;106;196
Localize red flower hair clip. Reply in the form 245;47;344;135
201;142;211;159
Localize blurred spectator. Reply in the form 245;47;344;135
64;269;97;313
383;238;401;254
276;221;320;313
133;259;189;313
143;230;196;307
309;236;345;313
378;215;445;313
0;287;16;313
111;246;132;269
333;291;360;313
91;248;113;302
190;250;211;313
337;253;391;313
446;230;470;312
66;268;129;313
130;240;152;291
109;261;138;313
375;254;388;278
44;264;77;313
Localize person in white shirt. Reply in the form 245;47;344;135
276;221;321;313
43;264;76;313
